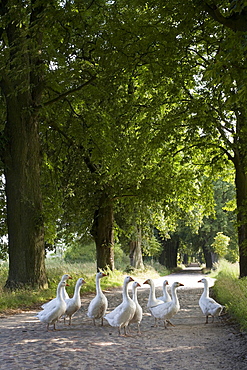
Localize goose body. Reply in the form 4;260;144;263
41;274;72;311
104;276;136;335
37;281;67;330
157;280;171;303
143;278;165;326
64;278;86;325
198;278;224;323
128;281;143;334
143;278;164;308
87;272;108;326
149;281;184;327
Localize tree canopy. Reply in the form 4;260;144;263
0;0;246;287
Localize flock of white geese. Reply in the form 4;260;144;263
36;272;224;334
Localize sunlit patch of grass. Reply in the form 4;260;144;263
1;259;164;313
213;259;247;332
210;259;239;279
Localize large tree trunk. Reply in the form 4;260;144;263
91;193;114;271
234;152;247;278
129;226;144;269
1;2;47;289
3;105;47;289
158;234;179;269
201;240;213;269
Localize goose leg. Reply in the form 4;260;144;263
166;319;175;327
137;323;141;334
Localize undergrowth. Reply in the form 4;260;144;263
213;260;247;332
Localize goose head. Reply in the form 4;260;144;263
62;274;72;281
132;281;141;289
143;278;152;286
173;282;184;288
59;281;69;288
97;272;107;279
125;276;134;284
78;278;86;286
198;278;206;283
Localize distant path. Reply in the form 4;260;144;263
0;267;247;370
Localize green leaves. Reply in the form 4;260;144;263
211;232;230;257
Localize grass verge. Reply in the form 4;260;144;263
0;259;169;314
212;260;247;332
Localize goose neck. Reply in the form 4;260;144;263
123;280;130;301
203;281;209;298
171;286;178;303
132;287;137;302
57;283;64;301
96;275;102;295
163;284;168;295
73;281;81;299
149;280;157;301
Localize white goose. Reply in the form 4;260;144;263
104;276;136;335
157;280;171;303
64;277;86;325
41;274;72;310
149;281;184;328
143;278;164;326
87;272;108;326
128;281;143;334
37;280;68;331
198;278;224;324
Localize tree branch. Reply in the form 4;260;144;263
200;1;247;31
47;120;98;174
40;75;97;108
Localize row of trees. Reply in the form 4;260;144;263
0;0;247;288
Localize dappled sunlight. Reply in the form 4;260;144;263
21;339;40;344
1;267;245;369
85;341;121;347
152;344;204;354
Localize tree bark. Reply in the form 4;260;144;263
1;1;47;289
201;240;213;269
3;103;47;289
91;193;114;271
158;234;179;269
129;226;144;269
234;154;247;278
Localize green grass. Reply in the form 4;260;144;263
0;258;166;314
212;259;247;332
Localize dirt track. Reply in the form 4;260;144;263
0;268;247;369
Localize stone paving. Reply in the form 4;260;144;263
0;270;247;369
